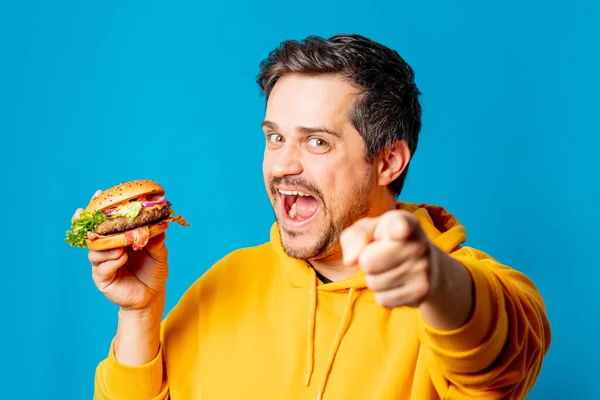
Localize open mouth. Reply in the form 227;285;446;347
278;189;320;223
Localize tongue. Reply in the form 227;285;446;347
295;196;319;219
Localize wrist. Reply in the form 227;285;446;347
419;247;474;330
118;293;166;320
114;299;164;366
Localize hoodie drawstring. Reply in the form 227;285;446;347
304;272;358;400
317;287;357;399
305;272;318;386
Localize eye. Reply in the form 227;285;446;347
267;133;284;144
307;137;329;152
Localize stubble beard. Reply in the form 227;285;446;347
276;176;373;261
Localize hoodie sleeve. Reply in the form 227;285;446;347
419;246;551;399
92;268;206;400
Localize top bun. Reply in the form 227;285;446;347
86;180;165;213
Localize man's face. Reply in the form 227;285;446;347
262;74;376;261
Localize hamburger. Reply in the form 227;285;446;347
65;179;189;251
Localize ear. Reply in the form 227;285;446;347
376;141;411;187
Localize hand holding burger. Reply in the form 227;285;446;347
67;180;189;312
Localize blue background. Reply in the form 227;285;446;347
1;1;598;398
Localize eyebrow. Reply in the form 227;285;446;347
261;120;342;139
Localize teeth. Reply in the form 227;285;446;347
279;189;310;197
288;202;297;218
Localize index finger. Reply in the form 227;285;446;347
340;217;378;266
373;210;419;241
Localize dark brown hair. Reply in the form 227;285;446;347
257;34;422;197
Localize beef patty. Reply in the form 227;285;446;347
96;204;172;235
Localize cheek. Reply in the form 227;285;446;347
319;162;371;204
308;161;334;191
307;160;348;209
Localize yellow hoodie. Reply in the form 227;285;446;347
94;202;551;399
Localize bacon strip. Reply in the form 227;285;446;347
88;214;188;250
125;226;150;250
169;214;190;226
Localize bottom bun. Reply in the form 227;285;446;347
85;220;170;251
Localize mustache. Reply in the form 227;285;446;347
270;176;325;205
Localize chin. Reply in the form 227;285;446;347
282;243;319;260
279;221;337;260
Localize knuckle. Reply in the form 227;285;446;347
106;247;123;259
95;260;119;281
110;247;123;257
92;264;107;282
93;261;109;277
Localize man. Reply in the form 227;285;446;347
84;34;550;399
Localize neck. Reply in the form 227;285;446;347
309;192;397;282
308;254;356;282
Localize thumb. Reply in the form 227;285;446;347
144;233;168;264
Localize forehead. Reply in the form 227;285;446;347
265;74;359;129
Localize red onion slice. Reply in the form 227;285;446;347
142;196;167;208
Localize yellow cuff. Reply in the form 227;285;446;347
419;257;508;373
97;339;166;399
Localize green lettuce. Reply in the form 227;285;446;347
116;202;143;222
65;210;110;248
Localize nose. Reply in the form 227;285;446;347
269;143;303;178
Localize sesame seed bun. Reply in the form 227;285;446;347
85;179;165;213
